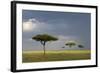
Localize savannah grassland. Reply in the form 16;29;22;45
22;50;91;63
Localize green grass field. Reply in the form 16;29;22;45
22;50;91;63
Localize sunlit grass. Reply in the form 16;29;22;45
22;50;91;63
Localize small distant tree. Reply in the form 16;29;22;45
78;45;84;48
32;34;58;55
62;46;65;48
65;41;76;48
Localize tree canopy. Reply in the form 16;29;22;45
65;41;76;48
78;45;84;48
32;34;58;42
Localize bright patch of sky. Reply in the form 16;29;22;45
22;10;91;51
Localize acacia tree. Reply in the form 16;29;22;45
78;44;84;48
32;34;58;55
65;41;76;48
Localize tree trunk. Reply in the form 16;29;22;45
43;45;46;56
40;41;46;56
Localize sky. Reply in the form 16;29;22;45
22;10;91;51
